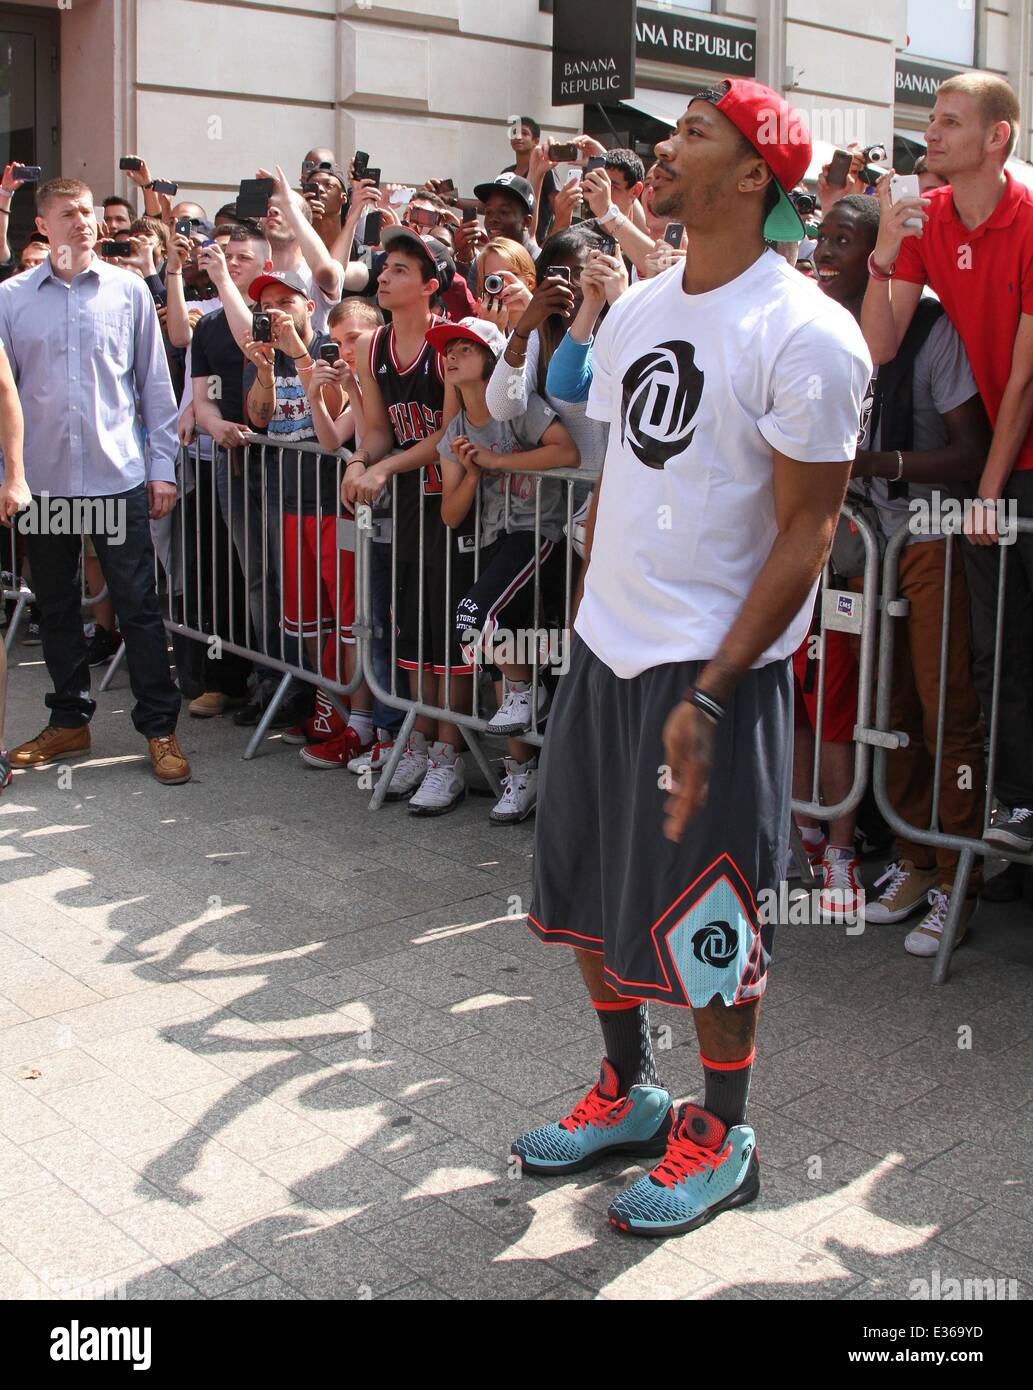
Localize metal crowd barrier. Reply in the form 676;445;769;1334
869;516;1033;983
8;439;1031;991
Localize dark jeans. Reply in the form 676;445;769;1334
962;472;1033;808
26;484;181;737
171;460;252;700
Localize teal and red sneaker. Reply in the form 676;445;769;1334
608;1102;760;1237
511;1058;672;1177
0;749;11;795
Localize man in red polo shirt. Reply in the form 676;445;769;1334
861;71;1033;872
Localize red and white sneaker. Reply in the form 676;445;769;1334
300;724;372;770
347;729;395;774
281;691;346;746
817;846;865;923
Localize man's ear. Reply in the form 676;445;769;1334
263;258;273;271
34;214;49;239
630;181;644;201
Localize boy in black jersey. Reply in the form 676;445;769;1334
341;229;474;815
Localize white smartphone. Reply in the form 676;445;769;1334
890;173;922;230
565;167;583;186
389;186;416;206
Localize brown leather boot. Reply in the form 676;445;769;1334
148;733;192;785
12;725;91;766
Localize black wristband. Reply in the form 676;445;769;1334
686;687;726;723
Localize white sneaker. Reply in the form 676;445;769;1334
486;683;551;736
347;728;395;774
490;757;538;824
381;731;429;801
409;743;466;817
817;847;864;923
905;885;976;958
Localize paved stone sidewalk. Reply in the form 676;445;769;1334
1;651;1031;1301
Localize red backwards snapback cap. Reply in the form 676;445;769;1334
696;79;812;241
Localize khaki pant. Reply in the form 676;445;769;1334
887;539;984;890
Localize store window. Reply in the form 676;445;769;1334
905;0;976;68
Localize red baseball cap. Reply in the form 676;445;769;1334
695;79;812;241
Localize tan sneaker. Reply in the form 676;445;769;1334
12;725;91;767
862;858;939;924
905;884;977;958
148;734;192;785
188;691;242;718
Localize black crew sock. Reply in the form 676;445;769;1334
594;1000;661;1090
701;1050;754;1128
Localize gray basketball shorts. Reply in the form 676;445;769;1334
527;634;793;1009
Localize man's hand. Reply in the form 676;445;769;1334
303;357;347;400
582;167;613;219
177;405;196;447
965;492;1002;546
453;219;488;266
661;700;717;842
242;336;275;372
302;187;327;221
341;458;367;508
166;231;190;275
122;156;153;190
148;480;178;520
551;177;584;227
353;462;391;506
267;308;306;360
527;143;551;187
871;171;929;273
156;192;175;231
816;143;866;211
573;134;606;159
0;163;22;199
211;419;250;450
641;239;684;279
0;474;31;523
257;164;294;222
198;240;228;284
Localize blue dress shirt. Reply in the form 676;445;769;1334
0;254;178;496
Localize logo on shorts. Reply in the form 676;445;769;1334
620;340;704;469
691;919;738;967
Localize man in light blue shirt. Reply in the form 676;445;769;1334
0;176;191;784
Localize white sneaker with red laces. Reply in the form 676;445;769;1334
817;846;865;924
347;729;395;774
299;725;371;769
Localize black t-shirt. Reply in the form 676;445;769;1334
191;309;246;425
243;329;342;515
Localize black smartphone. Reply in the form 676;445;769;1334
352;151;369;179
598;234;617;258
174;217;192;237
151;178;178;196
663;222;685;248
100;240;132;257
365;168;381;187
12;165;41;183
364;211;383;245
119;156;143;172
551;266;572;283
438;178;455;194
251;311;272;343
827;149;852;187
585;156;606;173
302;182;321;198
408;206;438;229
236;177;274;219
462;207;478;223
550;142;579;163
318;342;341;365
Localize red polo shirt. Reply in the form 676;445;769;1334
895;171;1033;470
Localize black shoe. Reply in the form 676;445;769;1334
22;609;42;646
232;687;312;730
87;625;122;666
232;698;265;727
980;859;1026;903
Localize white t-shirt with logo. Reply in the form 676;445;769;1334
577;250;872;679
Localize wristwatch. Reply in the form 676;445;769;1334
599;203;621;226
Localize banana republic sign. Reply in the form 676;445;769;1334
552;2;757;107
552;0;637;106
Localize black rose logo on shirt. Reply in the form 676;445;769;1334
621;340;704;469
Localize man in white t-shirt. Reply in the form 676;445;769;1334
512;79;872;1239
257;164;344;334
